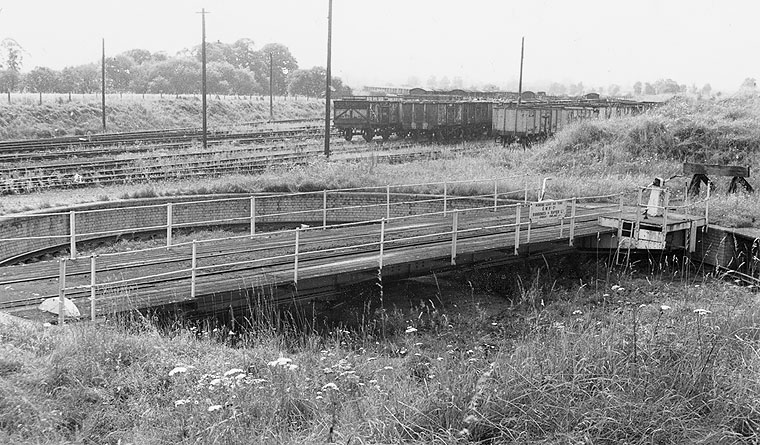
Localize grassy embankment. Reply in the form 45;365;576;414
1;94;759;443
0;95;324;139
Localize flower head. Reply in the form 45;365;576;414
694;308;711;316
207;405;223;412
169;366;187;377
405;326;418;334
660;305;671;311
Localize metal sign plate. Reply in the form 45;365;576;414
529;200;567;222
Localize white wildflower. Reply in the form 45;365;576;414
224;368;245;377
405;326;418;334
207;405;223;412
321;382;339;391
268;357;293;368
694;308;711;316
169;366;187;376
572;310;583;315
174;399;190;407
210;378;222;386
660;305;671;311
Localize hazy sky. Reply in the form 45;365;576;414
1;0;758;92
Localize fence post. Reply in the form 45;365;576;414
322;190;328;229
90;255;97;321
514;205;521;255
69;210;77;259
705;181;710;230
524;176;529;202
250;196;256;237
451;210;458;265
569;198;577;246
662;191;670;240
617;193;624;239
58;259;67;325
443;182;448;215
293;228;300;286
379;219;386;269
191;240;197;298
166;203;173;247
493;179;498;211
386;185;391;220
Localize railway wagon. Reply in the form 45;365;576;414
334;98;492;142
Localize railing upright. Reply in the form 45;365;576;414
322;190;328;228
451;210;458;265
443;182;448;215
293;227;300;286
493;179;498;211
379;219;386;269
514;205;521;255
166;203;173;247
58;258;67;325
569;198;577;246
250;196;256;237
90;255;97;320
386;185;391;220
191;240;197;298
69;210;77;259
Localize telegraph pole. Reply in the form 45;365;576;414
269;52;274;121
324;0;333;157
198;8;209;150
101;38;106;131
514;37;525;136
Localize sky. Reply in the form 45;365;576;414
1;0;758;93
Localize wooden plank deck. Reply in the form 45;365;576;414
1;204;616;318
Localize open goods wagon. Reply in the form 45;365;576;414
334;98;492;142
492;100;655;146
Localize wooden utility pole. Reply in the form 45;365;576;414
101;38;106;131
269;52;274;121
198;8;209;150
324;0;333;158
514;37;525;135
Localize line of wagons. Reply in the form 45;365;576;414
333;96;657;146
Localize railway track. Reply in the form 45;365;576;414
1;141;464;194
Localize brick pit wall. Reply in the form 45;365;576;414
0;192;503;264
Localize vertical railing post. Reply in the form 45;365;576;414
443;182;448;215
166;203;173;247
617;193;624;240
662;191;670;240
569;198;577;246
451;210;458;265
250;196;256;237
69;210;77;259
493;179;498;211
514;205;521;255
386;185;391;220
524;176;529;202
634;188;642;239
293;228;300;286
705;181;711;229
191;240;197;298
58;259;67;325
90;255;97;321
322;190;328;228
379;219;386;269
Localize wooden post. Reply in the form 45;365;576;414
386;185;391;220
322;190;328;228
634;188;642;239
58;259;67;325
250;196;256;237
493;179;498;211
451;210;458;265
569;198;577;246
443;182;448;215
191;240;197;298
379;219;386;269
293;228;300;285
69;210;77;259
705;181;710;228
90;255;97;320
514;205;521;255
662;191;669;240
617;194;624;240
524;176;529;202
166;203;173;247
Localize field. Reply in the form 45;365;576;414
1;94;760;444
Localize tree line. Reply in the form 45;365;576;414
0;38;352;98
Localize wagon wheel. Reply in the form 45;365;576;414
362;128;374;142
343;129;353;141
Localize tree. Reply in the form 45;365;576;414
701;83;712;96
548;82;567;96
105;55;135;92
633;81;642;95
653;78;680;94
643;82;656;95
253;43;298;95
0;38;24;91
287;66;347;97
426;75;437;90
122;49;153;65
24;66;58;92
740;78;756;90
607;84;621;96
59;64;99;93
438;76;451;90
